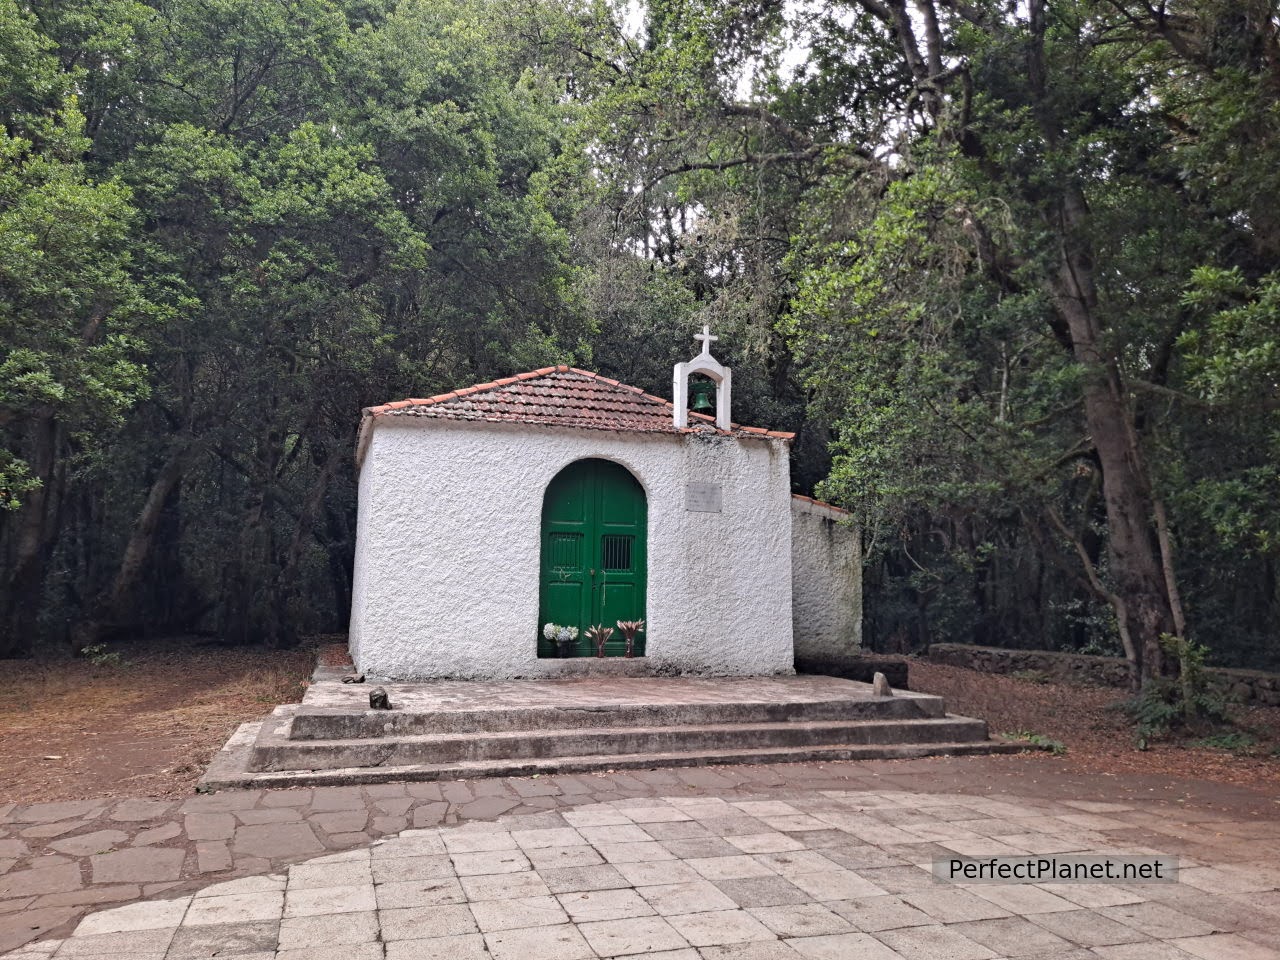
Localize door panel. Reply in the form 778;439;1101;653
538;472;590;657
539;459;646;657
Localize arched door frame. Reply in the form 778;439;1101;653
537;458;648;657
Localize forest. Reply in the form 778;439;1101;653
1;0;1277;682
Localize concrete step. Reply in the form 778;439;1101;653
286;693;946;740
197;675;1033;792
248;716;991;772
202;729;1031;790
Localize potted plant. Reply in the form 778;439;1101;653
543;623;579;658
617;619;645;658
587;624;613;658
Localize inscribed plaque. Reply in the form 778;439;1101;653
685;482;723;513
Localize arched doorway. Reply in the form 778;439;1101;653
538;459;647;657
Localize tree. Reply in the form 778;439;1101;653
783;0;1196;683
0;2;156;654
581;0;1280;683
7;0;600;650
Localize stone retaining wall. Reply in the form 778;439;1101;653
927;643;1280;706
795;654;910;690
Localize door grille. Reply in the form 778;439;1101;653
602;534;633;571
547;532;582;571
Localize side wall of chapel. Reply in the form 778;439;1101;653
790;498;863;662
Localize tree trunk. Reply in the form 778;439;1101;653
0;413;63;657
72;444;191;650
222;421;283;647
1047;185;1175;683
272;445;344;647
325;504;353;630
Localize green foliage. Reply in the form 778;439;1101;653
751;0;1280;669
1119;636;1233;749
1117;690;1181;751
6;0;1280;670
1191;732;1257;753
1002;731;1067;756
79;643;123;667
0;5;156;511
1077;631;1125;660
1;0;602;652
1177;268;1280;558
784;159;1062;534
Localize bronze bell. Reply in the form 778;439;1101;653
689;379;715;414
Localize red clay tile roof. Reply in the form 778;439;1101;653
791;493;850;516
361;367;795;447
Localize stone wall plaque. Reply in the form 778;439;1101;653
685;482;723;513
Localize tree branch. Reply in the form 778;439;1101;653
914;0;945;76
1044;505;1138;671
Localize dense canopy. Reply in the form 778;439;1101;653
1;0;1277;684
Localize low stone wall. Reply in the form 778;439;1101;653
927;643;1280;706
927;644;1131;687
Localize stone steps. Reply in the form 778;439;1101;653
197;675;1030;792
250;716;990;771
287;693;946;739
202;725;1027;790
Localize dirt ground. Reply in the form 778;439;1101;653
0;636;316;803
3;640;1279;804
909;658;1280;788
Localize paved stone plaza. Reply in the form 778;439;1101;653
3;758;1280;959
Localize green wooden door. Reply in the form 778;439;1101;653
539;459;647;657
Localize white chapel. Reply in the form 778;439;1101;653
348;329;861;680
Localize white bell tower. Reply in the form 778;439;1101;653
673;325;732;431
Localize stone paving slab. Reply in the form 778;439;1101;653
4;788;1280;959
4;754;1280;953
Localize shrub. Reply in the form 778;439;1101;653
1002;730;1067;755
1118;635;1232;749
80;643;123;668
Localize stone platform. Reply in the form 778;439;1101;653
201;676;1024;791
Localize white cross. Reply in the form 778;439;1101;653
694;324;717;355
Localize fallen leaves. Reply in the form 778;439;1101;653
0;636;315;803
909;658;1280;788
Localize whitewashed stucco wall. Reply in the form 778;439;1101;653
347;449;376;670
349;418;795;679
790;498;862;660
